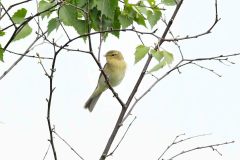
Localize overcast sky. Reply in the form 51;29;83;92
0;0;240;160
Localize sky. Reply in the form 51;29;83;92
0;0;240;160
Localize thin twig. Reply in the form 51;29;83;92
167;141;234;160
53;131;85;160
37;53;50;77
191;62;222;77
158;133;186;160
0;0;32;20
0;2;17;29
107;116;137;157
6;49;53;59
0;31;47;80
42;144;51;160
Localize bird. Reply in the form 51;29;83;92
84;50;127;112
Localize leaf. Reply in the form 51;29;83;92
148;50;174;73
72;0;87;7
73;20;88;36
0;30;5;36
162;50;174;64
148;61;166;73
12;8;27;24
111;7;121;37
13;24;32;41
90;7;101;31
59;5;78;26
94;0;118;19
38;0;56;19
134;13;146;27
0;44;4;62
150;49;163;61
47;17;60;35
134;45;150;64
118;14;132;28
135;2;147;15
147;8;161;28
161;0;177;6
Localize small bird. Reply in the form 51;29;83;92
84;50;127;112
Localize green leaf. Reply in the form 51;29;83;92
135;2;147;15
73;20;88;36
118;14;132;28
147;8;161;28
161;0;177;6
59;5;78;26
134;13;146;27
0;44;4;62
134;45;150;64
148;50;174;73
59;5;88;36
148;61;166;73
161;50;174;64
90;7;101;31
13;24;32;41
94;0;118;19
150;49;163;61
12;8;27;24
71;0;87;7
38;0;56;19
111;7;121;37
47;17;60;35
0;30;5;36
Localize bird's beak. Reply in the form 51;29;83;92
104;54;107;57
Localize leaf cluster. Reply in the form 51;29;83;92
134;44;173;73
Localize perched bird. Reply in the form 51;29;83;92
84;50;127;112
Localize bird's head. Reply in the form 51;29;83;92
104;50;124;62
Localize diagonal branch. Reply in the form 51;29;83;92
167;140;234;160
0;31;47;80
99;1;184;160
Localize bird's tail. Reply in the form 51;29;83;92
84;93;102;112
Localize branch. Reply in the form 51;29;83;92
0;31;47;80
167;141;234;160
163;0;220;42
42;144;51;160
53;130;85;160
157;133;233;160
45;39;58;160
0;0;32;20
5;49;53;59
106;116;137;157
2;1;61;52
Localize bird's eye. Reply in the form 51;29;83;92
111;54;115;56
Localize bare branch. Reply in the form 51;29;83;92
167;141;234;160
163;0;220;42
191;62;222;77
0;31;47;80
107;116;137;157
53;130;85;160
0;2;17;29
46;39;58;160
42;144;51;160
0;0;32;20
37;53;50;77
5;49;53;59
